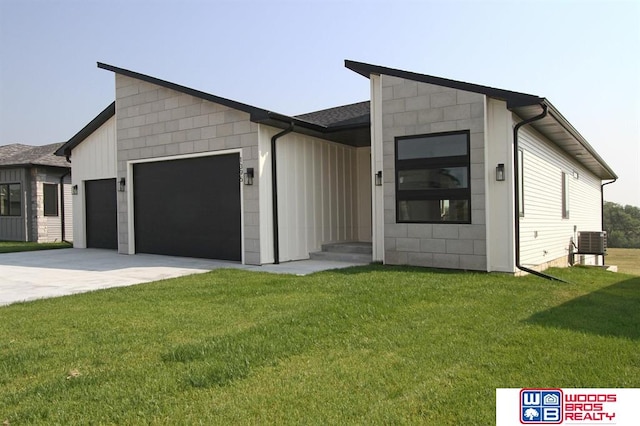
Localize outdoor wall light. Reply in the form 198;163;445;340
375;170;383;186
495;163;505;181
244;168;254;186
119;177;126;192
72;185;78;195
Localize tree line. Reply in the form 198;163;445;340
603;201;640;248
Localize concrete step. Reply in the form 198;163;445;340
309;250;371;264
320;242;372;254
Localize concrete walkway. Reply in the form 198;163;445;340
0;248;368;306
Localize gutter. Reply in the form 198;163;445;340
513;104;565;282
270;123;295;264
544;105;618;180
60;170;71;243
600;179;617;265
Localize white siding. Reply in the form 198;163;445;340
44;216;61;241
63;178;73;241
258;125;369;263
32;169;73;243
356;147;372;242
518;123;602;267
70;115;117;248
485;99;515;272
370;74;384;261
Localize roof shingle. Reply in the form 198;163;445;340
295;101;370;128
0;143;70;168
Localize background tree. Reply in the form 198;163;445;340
603;202;640;248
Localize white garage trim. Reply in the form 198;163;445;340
125;148;245;263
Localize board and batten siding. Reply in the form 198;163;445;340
258;125;370;263
518;124;602;267
0;167;28;241
70;115;117;248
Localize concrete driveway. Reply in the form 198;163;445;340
0;248;366;306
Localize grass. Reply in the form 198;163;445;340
1;265;638;424
607;248;640;275
0;240;72;253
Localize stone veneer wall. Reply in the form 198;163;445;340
115;74;261;265
381;75;487;270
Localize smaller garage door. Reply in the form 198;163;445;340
85;178;118;249
133;154;241;261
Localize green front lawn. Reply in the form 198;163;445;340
1;265;638;424
0;241;72;253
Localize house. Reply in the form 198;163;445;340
0;143;73;242
55;60;616;274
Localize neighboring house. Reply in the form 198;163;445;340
55;60;616;274
0;143;73;242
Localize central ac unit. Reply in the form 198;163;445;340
577;231;607;255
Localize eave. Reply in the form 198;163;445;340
55;102;115;159
345;59;617;180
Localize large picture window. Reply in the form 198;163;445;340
44;183;59;217
395;131;471;223
0;183;21;216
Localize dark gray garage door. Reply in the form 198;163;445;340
85;178;118;249
133;154;241;261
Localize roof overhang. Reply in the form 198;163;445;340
512;101;617;180
55;102;115;159
98;62;370;147
345;59;617;180
255;112;370;147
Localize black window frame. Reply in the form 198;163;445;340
0;183;22;217
395;130;472;224
44;183;59;217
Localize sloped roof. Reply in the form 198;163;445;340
55;102;115;159
346;60;544;108
58;63;373;156
0;142;69;168
296;101;370;128
345;60;617;180
96;62;371;139
0;144;32;160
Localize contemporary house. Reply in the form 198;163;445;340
56;60;616;274
0;143;73;242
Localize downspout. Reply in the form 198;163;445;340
513;104;565;282
600;179;617;266
60;170;71;243
271;123;294;264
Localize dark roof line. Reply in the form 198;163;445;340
1;142;70;168
55;102;115;158
96;62;366;135
57;62;375;156
541;101;617;179
295;101;370;128
345;60;544;108
345;59;616;180
97;62;275;121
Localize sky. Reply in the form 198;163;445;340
1;0;638;206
